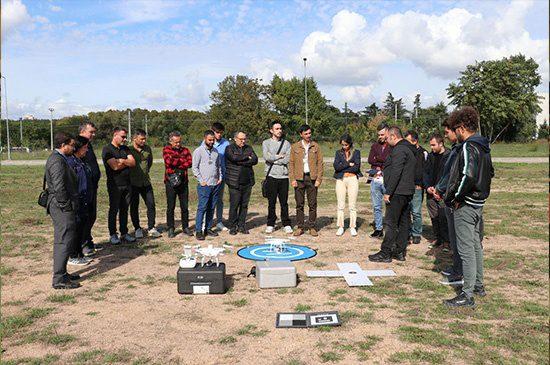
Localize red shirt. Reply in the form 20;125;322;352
162;145;192;182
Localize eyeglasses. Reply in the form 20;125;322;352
120;135;127;139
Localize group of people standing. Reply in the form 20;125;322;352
365;106;494;307
45;106;493;307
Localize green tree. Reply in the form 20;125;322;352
537;121;549;140
447;54;542;142
362;103;380;121
270;74;339;140
383;92;406;121
209;75;274;142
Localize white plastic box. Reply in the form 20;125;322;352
256;260;297;288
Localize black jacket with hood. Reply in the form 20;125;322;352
383;139;416;197
444;134;494;208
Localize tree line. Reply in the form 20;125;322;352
0;54;544;150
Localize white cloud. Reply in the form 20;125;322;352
339;85;373;105
299;3;549;87
299;10;394;86
236;0;251;25
141;90;168;103
1;0;32;38
250;58;294;83
176;73;208;106
113;0;182;25
49;4;62;12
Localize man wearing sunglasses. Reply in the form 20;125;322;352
102;127;136;245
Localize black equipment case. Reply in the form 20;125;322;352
177;263;226;294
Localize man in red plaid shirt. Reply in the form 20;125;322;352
162;131;193;238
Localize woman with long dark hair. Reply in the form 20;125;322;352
333;134;362;236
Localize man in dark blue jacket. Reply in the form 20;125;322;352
443;107;494;308
431;121;462;286
404;130;427;245
369;127;416;263
79;122;102;254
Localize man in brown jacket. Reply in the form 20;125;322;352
289;124;324;236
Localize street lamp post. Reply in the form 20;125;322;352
1;74;11;160
303;57;308;124
19;117;23;146
48;107;54;150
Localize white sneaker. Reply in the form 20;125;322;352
336;227;345;236
350;228;358;236
265;226;275;234
216;223;229;232
68;257;91;266
122;234;136;243
148;227;161;238
284;226;293;234
110;234;121;245
135;228;144;239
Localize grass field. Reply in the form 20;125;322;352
0;161;548;364
1;139;548;160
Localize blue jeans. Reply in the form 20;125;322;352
209;181;225;229
195;184;220;233
370;179;385;230
409;188;423;237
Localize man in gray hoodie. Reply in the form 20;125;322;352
262;122;293;234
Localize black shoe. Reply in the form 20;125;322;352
368;251;392;263
53;281;81;289
196;231;205;241
168;228;176;238
412;236;421;244
205;229;219;237
369;221;375;228
182;227;194;237
444;292;475;308
392;252;406;261
370;230;384;239
229;228;238;235
238;227;249;234
65;273;81;281
474;286;487;297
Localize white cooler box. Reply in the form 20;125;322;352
256;260;297;288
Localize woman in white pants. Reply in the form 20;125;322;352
333;134;362;236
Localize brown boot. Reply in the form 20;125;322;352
309;228;318;237
293;228;304;237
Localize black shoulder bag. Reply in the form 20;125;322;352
38;174;49;208
262;139;285;198
168;170;183;188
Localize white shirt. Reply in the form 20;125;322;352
301;140;310;173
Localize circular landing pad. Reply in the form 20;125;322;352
237;244;317;261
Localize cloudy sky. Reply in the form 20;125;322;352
1;0;548;119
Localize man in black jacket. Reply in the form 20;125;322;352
79;122;102;255
225;131;258;235
424;133;450;249
46;132;81;289
369;127;416;263
443;106;494;308
405;130;427;245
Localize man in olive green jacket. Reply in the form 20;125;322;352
289;124;324;236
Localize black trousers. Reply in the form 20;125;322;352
426;196;449;243
228;184;253;229
266;177;291;227
70;214;89;259
295;174;317;229
381;194;412;255
83;187;97;247
130;184;156;230
165;182;189;230
107;184;131;236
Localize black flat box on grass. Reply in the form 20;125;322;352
177;263;226;294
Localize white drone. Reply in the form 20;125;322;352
264;237;295;254
179;244;233;268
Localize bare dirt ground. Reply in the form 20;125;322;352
1;205;548;365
